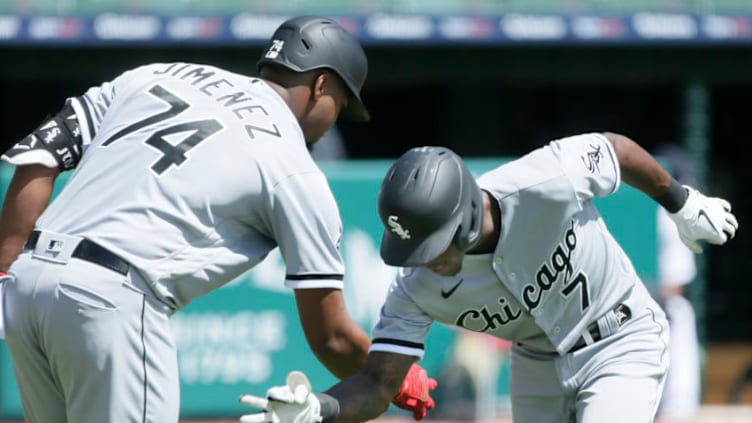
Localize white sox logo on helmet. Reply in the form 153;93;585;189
387;216;411;240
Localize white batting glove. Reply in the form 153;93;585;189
239;371;323;423
667;185;738;253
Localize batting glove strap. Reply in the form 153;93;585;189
667;185;739;253
655;178;690;213
313;393;339;423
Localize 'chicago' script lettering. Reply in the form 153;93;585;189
522;221;583;311
456;297;521;332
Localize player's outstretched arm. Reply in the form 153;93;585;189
294;288;372;379
326;351;420;422
604;132;738;253
0;164;59;272
294;289;438;420
239;351;417;423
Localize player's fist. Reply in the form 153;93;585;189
392;364;438;421
667;185;738;253
239;371;323;423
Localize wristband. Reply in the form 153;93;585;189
655;178;689;213
314;393;340;423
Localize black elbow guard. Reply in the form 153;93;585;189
2;103;83;170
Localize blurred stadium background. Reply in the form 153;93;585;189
1;1;751;422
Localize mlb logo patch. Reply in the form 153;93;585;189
46;240;64;252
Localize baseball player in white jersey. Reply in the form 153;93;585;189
0;16;436;423
238;132;738;423
655;206;701;421
652;144;702;420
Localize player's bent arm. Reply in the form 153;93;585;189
604;131;738;251
0;164;60;271
325;351;416;423
602;132;682;208
295;288;371;380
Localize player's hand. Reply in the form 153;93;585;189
391;364;438;421
239;371;323;423
667;185;738;253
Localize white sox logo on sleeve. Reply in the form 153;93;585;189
581;143;603;174
522;221;591;314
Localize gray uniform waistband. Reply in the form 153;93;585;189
568;303;632;353
25;230;130;276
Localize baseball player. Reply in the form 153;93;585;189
239;132;738;423
653;144;702;421
0;16;435;423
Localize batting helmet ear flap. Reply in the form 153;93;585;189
453;165;484;252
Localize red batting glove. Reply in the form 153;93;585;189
391;364;438;421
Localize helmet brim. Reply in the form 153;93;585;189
335;73;369;121
339;95;370;121
380;217;460;267
257;59;370;122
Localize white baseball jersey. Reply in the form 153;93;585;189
371;133;648;356
3;62;346;310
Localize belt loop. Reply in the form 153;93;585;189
597;304;632;340
580;329;595;346
25;230;41;250
569;303;632;354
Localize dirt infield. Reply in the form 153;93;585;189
0;405;748;422
178;405;752;423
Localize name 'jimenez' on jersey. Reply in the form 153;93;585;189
2;62;347;311
371;133;645;356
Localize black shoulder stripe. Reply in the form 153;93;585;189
286;274;344;281
371;338;425;349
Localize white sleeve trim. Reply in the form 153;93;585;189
284;278;344;290
368;343;424;359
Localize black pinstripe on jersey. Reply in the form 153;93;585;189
286;274;344;281
75;95;97;140
371;338;424;349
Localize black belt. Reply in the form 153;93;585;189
568;304;632;353
25;230;130;276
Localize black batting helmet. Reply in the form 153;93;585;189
378;147;484;267
257;16;369;121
